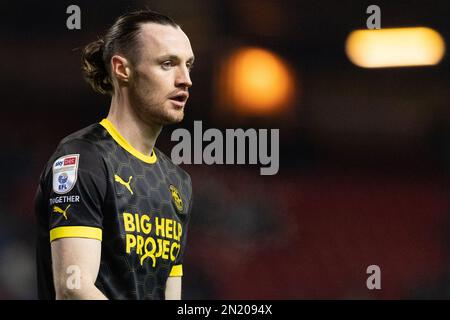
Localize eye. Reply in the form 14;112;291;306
187;63;194;72
161;61;173;70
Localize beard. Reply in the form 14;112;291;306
134;99;184;126
129;83;185;126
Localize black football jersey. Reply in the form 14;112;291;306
35;119;193;299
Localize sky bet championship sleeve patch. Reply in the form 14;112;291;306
52;154;80;195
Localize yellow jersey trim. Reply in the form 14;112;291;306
100;119;157;164
50;226;102;242
169;264;183;277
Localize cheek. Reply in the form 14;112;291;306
135;76;157;98
136;71;170;96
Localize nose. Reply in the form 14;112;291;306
175;66;192;89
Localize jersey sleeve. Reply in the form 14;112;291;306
43;139;107;242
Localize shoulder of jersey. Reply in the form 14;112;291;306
59;123;106;146
47;123;105;176
155;147;192;182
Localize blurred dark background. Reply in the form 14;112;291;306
0;0;448;299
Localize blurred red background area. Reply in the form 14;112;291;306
184;167;449;299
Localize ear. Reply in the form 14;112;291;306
111;55;132;82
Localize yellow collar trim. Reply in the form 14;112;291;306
100;119;157;164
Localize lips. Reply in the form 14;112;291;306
169;91;189;103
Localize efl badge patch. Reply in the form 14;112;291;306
52;154;80;195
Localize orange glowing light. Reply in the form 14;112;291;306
219;47;295;115
346;27;446;68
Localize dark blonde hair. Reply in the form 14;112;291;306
81;10;178;95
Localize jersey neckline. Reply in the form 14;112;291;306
99;118;158;164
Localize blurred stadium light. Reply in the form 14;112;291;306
217;47;296;116
346;27;446;68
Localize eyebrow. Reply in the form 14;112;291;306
158;54;195;63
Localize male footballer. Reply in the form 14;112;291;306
35;9;194;299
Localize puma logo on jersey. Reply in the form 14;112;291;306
115;174;133;195
53;204;71;220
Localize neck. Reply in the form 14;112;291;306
107;90;162;157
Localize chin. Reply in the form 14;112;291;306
159;110;184;125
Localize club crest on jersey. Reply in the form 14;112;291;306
52;154;79;195
169;185;183;212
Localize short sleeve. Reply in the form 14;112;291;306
43;140;107;242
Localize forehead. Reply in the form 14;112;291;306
137;23;194;59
